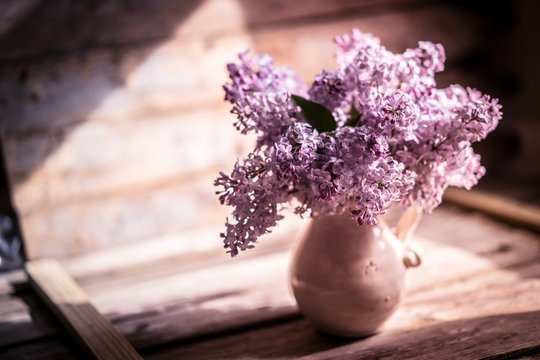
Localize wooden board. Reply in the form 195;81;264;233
25;259;143;360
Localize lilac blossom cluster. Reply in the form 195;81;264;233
215;29;502;256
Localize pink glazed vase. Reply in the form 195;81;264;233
290;208;422;337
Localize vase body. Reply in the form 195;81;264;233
290;211;412;337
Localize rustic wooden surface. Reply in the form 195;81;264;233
443;187;540;234
1;203;539;359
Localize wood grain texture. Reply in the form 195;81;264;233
25;259;143;360
443;187;540;233
0;4;489;136
143;311;540;360
0;219;305;349
0;0;436;62
137;206;540;358
20;171;231;259
76;207;540;350
1;206;539;358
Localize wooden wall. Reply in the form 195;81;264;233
0;0;533;259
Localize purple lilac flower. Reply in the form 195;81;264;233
223;51;307;148
214;153;289;256
308;70;347;110
216;29;502;256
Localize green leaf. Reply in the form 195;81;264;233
344;105;362;127
291;94;337;133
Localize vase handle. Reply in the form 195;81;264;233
403;243;422;268
394;206;423;268
394;206;422;244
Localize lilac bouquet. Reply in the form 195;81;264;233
215;29;502;256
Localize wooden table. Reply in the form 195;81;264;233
1;202;540;359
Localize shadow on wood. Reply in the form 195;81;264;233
0;273;84;359
0;0;204;179
142;310;540;359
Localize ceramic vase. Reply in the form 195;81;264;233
290;207;422;337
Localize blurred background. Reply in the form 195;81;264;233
0;0;538;266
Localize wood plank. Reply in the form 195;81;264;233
25;259;143;360
61;215;305;280
312;311;540;360
443;187;540;234
5;110;248;212
0;0;433;62
388;259;540;330
405;206;540;292
20;173;231;259
4;108;243;178
91;250;298;349
142;311;540;359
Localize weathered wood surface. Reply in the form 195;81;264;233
145;311;540;360
1;204;539;359
0;0;433;62
0;0;504;259
444;187;540;233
